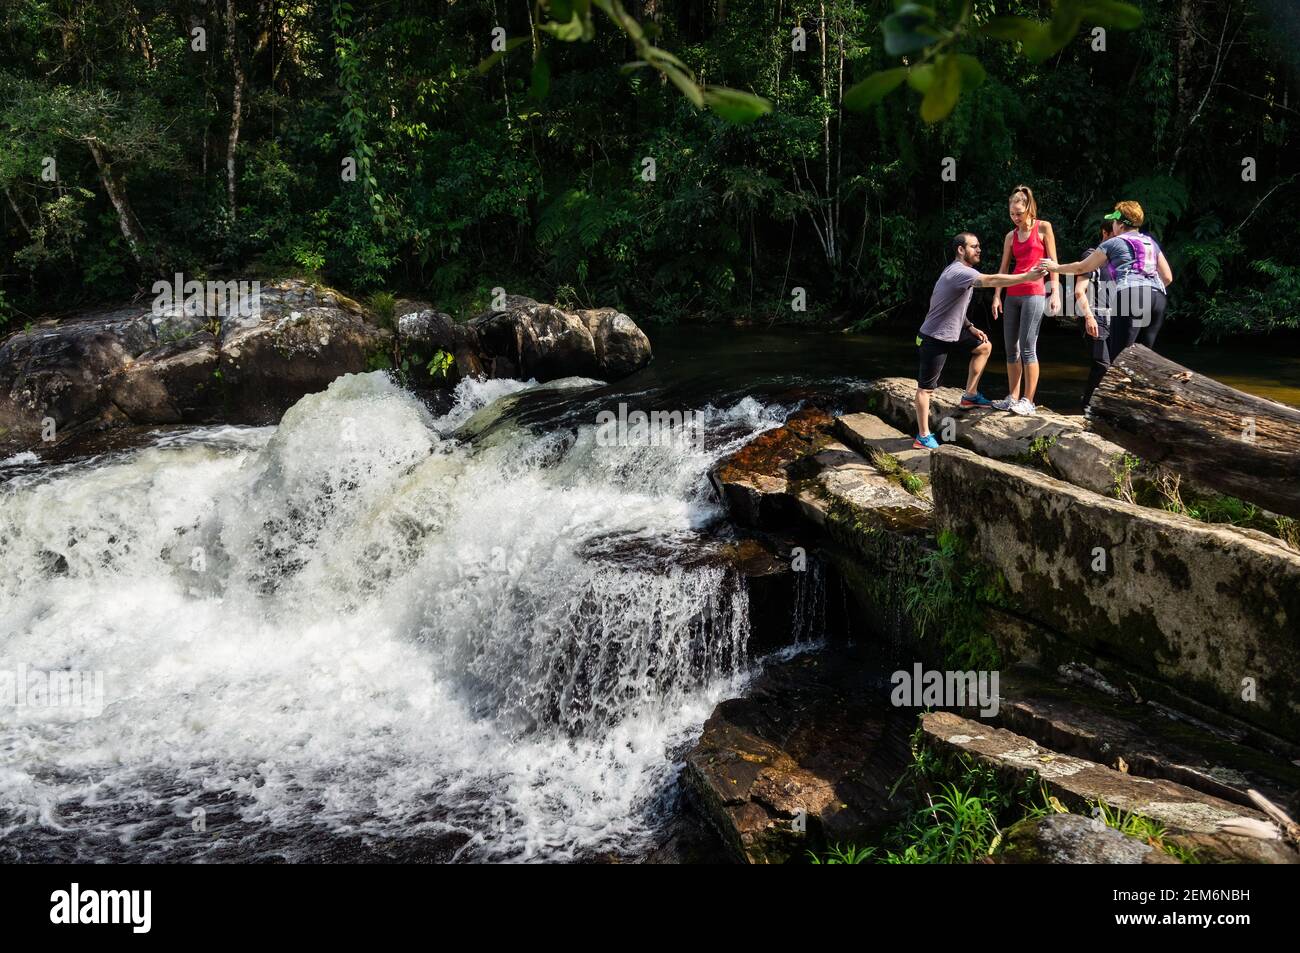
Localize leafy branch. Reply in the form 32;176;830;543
845;0;1143;122
480;0;772;124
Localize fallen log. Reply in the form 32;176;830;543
1089;345;1300;518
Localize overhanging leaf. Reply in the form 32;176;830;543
883;4;941;57
920;53;961;124
843;67;908;111
907;64;935;93
477;36;529;74
954;54;986;88
702;86;773;124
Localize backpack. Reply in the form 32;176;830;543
1109;234;1160;282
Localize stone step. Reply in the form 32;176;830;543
863;377;1127;495
834;412;931;478
969;668;1300;818
793;440;931;534
920;710;1297;863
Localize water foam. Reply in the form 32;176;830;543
0;372;786;861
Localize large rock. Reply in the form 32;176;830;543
683;645;913;864
931;446;1300;741
467;295;651;382
0;279;390;449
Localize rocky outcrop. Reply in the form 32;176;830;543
920;710;1297;864
931;446;1300;741
0;286;657;453
0;280;389;449
467;295;651;382
683;645;913;864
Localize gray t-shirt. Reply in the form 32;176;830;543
918;262;980;342
1100;233;1165;292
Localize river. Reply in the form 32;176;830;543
1;324;1294;863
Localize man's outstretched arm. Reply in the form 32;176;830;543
974;267;1046;289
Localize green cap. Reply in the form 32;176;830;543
1102;210;1124;220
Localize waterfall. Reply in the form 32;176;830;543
0;372;789;861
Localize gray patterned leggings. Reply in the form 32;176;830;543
1003;294;1045;365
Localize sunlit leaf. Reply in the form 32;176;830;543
843;67;908;111
702;86;772;124
477;37;529;74
920;53;961;123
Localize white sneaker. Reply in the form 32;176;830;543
1011;398;1037;415
991;397;1016;411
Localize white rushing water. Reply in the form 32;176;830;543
0;372;790;861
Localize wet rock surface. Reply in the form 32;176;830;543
683;644;912;864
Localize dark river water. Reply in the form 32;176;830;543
642;321;1300;413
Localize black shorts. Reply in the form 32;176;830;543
917;328;982;391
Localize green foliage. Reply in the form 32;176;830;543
846;1;1142;122
1093;800;1199;863
368;291;398;329
902;529;1005;670
0;0;1294;348
426;349;455;381
809;842;876;864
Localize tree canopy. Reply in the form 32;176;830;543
2;1;1297;339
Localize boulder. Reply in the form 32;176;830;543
931;446;1300;741
999;813;1179;864
683;645;913;864
0;279;390;449
467;295;651;382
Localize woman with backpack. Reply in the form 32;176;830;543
990;185;1061;416
1042;200;1174;371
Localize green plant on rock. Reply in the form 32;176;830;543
368;291;397;329
1018;434;1058;470
902;529;1005;670
809;843;876;865
426;349;455;382
1092;800;1200;864
867;447;928;497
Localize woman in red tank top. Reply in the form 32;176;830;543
990;185;1060;415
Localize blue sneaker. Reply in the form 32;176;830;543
960;391;993;408
913;433;941;450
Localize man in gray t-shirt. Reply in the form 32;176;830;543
912;233;1049;449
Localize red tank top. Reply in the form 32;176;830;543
1007;223;1045;297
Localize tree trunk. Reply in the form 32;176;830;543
4;187;31;234
226;0;244;217
86;139;157;272
1089;345;1300;518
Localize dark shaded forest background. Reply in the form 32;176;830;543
2;0;1298;340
